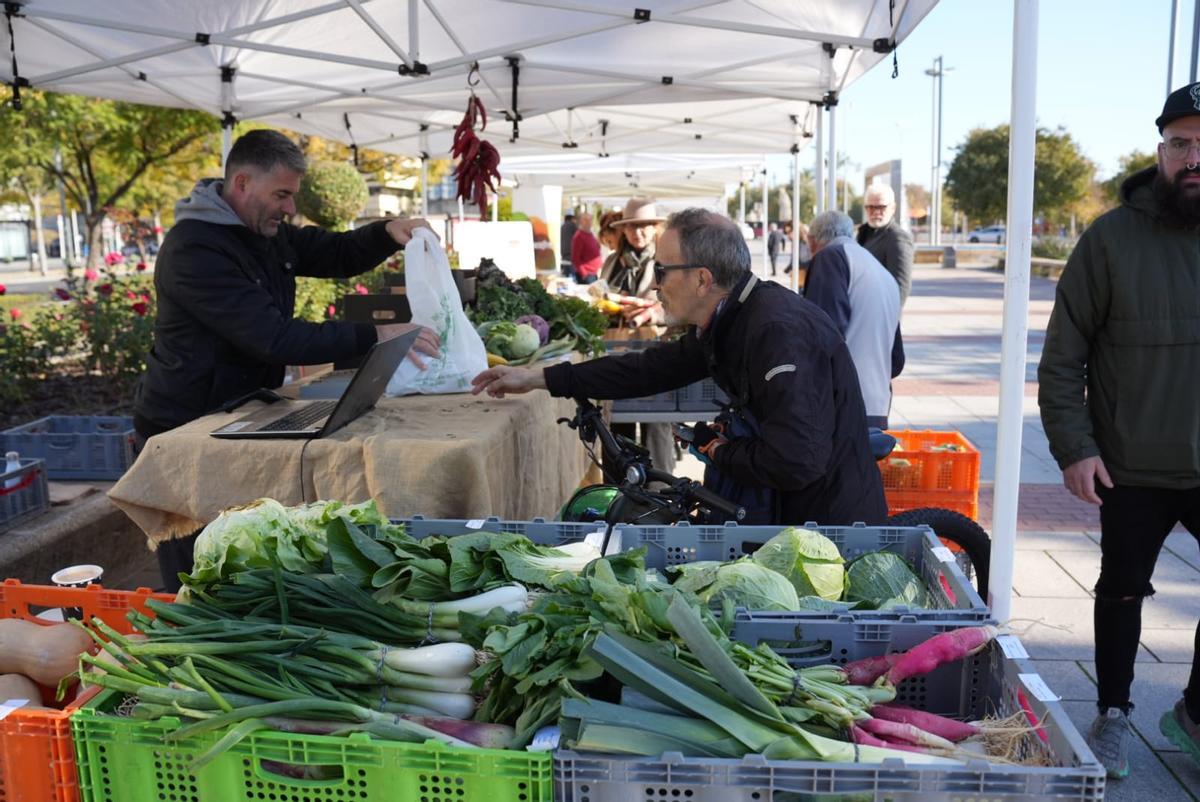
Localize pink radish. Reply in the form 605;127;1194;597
879;626;999;688
869;703;980;743
1016;689;1051;746
850;724;928;754
842;653;902;685
858;717;957;751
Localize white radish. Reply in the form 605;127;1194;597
384;687;476;719
380;642;477;677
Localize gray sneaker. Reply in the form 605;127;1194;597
1160;699;1200;766
1087;707;1132;779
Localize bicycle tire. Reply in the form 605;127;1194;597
887;507;991;598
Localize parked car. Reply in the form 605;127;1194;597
967;225;1005;244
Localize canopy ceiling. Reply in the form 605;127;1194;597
502;152;766;198
2;0;938;160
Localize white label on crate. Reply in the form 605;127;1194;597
584;529;621;555
465;519;486;530
1019;673;1060;702
996;635;1029;660
931;545;956;563
0;699;30;720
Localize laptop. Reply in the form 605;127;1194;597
210;329;417;439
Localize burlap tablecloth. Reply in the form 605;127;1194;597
108;392;591;546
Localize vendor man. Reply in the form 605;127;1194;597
134;129;439;444
472;208;887;527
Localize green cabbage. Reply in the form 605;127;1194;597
751;527;846;601
483;321;542;359
845;551;930;610
670;559;800;611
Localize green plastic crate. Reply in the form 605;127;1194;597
73;689;552;802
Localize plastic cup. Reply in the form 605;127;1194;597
50;564;104;620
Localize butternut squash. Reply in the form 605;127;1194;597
0;674;47;710
0;619;96;686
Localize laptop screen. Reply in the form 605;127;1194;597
320;328;419;436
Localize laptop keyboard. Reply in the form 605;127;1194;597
258;401;338;432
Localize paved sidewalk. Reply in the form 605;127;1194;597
896;264;1200;799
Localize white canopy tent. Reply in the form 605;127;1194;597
1;0;1042;622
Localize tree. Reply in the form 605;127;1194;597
944;124;1095;225
1102;150;1157;207
905;183;930;222
296;161;370;231
0;90;220;268
0;138;55;274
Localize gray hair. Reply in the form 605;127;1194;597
808;210;855;247
864;183;896;205
665;208;750;289
225;129;307;181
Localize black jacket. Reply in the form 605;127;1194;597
544;273;887;526
135;215;396;436
856;219;914;305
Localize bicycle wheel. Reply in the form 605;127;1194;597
887;507;991;598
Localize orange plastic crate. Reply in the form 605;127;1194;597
0;580;173;802
878;430;981;520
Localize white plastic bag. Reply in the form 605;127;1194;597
385;229;488;396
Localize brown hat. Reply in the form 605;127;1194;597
611;197;665;226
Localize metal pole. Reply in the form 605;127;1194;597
935;55;944;247
420;126;430;216
815;108;825;214
826;104;837;213
738;179;746;224
791;142;802;293
930;61;937;244
1192;0;1200;82
1169;0;1181;96
761;163;769;274
990;0;1039;623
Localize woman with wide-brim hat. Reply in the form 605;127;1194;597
599;197;666;302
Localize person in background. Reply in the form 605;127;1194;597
767;222;785;276
571;211;603;284
601;197;664;307
597;210;624;259
134;129;440;591
559;211;577;278
783;222;812;280
856;184;914;305
804;210;901;429
1038;82;1200;780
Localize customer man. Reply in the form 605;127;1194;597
1038;83;1200;779
767;222;785;276
571;211;603;284
135;129;439;585
559;211;578;277
857;184;914;305
472;208;887;527
804;210;902;429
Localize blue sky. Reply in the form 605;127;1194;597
772;0;1183;190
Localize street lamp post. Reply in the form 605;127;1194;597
925;56;953;246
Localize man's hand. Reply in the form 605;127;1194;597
689;421;727;465
470;366;547;398
377;323;441;369
619;296;664;327
385;217;436;246
1062;455;1113;505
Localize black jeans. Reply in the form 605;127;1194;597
1094;482;1200;716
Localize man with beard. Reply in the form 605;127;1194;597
1038;83;1200;779
856;184;913;305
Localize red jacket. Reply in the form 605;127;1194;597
571;229;602;279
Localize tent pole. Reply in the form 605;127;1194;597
220;66;235;170
814;106;825;213
420;125;430;216
990;0;1039;623
826;103;836;213
791;118;802;293
1192;0;1200;82
738;179;746;224
761;161;769;274
1168;0;1181;96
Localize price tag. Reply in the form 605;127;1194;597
584;529;621;554
1018;673;1060;703
0;699;30;720
465;519;486;530
931;546;956;563
996;635;1029;660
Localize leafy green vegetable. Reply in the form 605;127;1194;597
845;551;930;609
670;560;800;611
752;527;846;602
186;499;325;586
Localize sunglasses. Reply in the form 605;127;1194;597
653;261;704;284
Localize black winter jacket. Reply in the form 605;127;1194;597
543;273;888;526
135;207;397;435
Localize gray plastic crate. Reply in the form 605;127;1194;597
614;522;987;618
677;377;729;413
554;631;1104;802
0;415;135;480
606;340;679;413
0;458;50;532
393;515;603;545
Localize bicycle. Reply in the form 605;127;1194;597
557;398;991;597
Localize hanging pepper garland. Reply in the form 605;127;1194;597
451;85;501;218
